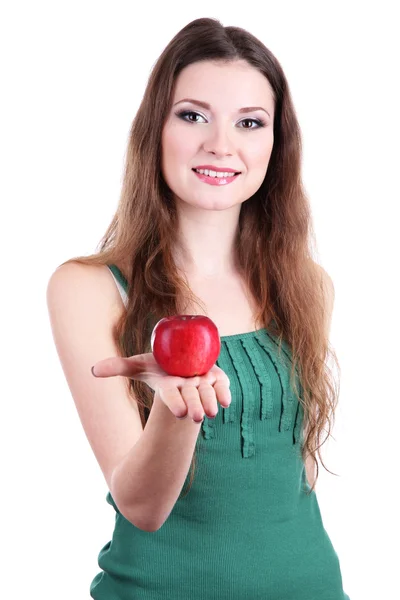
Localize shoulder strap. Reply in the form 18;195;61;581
107;264;128;307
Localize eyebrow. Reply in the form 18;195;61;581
173;98;271;119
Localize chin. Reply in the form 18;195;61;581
179;195;242;211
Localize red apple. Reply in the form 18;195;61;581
150;315;221;377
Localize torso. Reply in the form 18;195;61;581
179;273;267;337
117;262;269;337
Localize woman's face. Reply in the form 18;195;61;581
161;59;275;212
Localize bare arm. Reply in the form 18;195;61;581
91;344;231;532
111;392;203;531
305;455;317;489
47;262;222;532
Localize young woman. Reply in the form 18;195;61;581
46;17;350;600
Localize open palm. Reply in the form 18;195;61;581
92;352;231;420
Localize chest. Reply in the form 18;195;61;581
181;275;262;337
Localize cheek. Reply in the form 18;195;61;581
161;132;179;184
248;136;273;166
161;130;190;190
162;130;176;162
162;126;194;164
245;140;274;191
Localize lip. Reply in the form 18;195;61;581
192;170;240;186
193;165;241;173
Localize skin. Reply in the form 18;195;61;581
93;60;276;421
160;62;319;485
161;59;275;280
93;60;331;488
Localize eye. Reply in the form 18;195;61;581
238;118;266;129
176;110;206;124
175;110;266;129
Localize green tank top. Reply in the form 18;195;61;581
90;265;350;600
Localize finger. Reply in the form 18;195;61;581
180;385;205;423
158;386;188;419
197;382;218;418
92;355;146;378
178;375;202;389
211;365;231;386
202;371;218;386
213;380;232;407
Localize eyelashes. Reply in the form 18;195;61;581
175;110;266;130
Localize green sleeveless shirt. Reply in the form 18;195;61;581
90;265;350;600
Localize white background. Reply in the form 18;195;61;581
1;1;399;599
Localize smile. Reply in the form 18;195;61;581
192;169;241;186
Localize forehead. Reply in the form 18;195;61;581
172;60;275;115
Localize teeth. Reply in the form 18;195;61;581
194;168;237;178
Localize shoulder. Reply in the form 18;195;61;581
46;260;144;504
49;260;112;282
317;264;335;314
311;261;334;300
47;262;126;315
309;260;335;337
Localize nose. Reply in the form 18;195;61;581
202;124;235;158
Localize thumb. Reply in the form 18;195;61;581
91;355;146;378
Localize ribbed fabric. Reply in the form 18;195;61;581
90;264;350;599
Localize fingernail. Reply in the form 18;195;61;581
192;416;204;423
91;366;97;377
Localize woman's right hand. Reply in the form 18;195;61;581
91;352;231;422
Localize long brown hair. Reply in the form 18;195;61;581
60;17;340;496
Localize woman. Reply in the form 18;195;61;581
46;17;350;600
